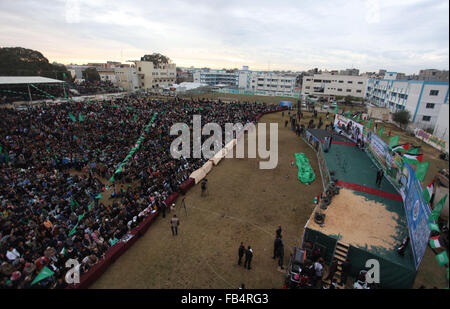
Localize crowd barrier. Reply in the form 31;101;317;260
68;107;285;289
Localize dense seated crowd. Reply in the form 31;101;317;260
0;95;279;288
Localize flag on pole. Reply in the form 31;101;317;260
402;153;423;165
78;113;84;122
334;106;338;114
313;194;321;204
429;222;440;232
429;194;448;222
389;136;400;148
429;235;441;249
423;181;434;204
31;266;55;285
366;119;372;129
392;143;410;152
95;193;103;199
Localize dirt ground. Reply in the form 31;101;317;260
90;110;322;289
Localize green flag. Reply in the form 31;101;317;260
436;251;449;267
31;266;55;285
95;193;103;199
429;194;448;222
334;106;338;114
405;147;419;155
366;119;372;129
378;125;384;137
68;113;77;122
88;201;94;210
78;113;84;122
429;222;440;232
415;161;429;182
133;114;138;122
389;136;399;148
109;175;114;182
356;114;361;122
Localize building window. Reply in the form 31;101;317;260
348;81;353;84
337;89;342;92
346;89;351;92
358;82;363;84
356;90;362;93
430;90;439;96
422;116;431;121
339;80;344;83
426;103;435;109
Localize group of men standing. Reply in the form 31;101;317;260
238;243;253;270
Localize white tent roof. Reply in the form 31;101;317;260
0;76;65;85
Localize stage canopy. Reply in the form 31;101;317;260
0;76;64;85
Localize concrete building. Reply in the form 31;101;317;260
97;68;117;84
238;69;298;95
433;97;449;144
301;73;367;98
193;69;238;86
133;60;176;90
365;77;449;130
114;65;139;91
418;69;449;82
339;68;360;76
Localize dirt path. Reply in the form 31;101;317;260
90;111;323;289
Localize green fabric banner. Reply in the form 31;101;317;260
429;194;448;222
415;161;429;182
31;266;55;285
294;153;316;184
389;136;399;148
68;113;77;122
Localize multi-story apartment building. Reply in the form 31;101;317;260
97;68;117;84
418;69;449;82
133;60;176;90
193;69;239;86
365;77;449;129
114;65;139;91
238;70;298;95
301;73;367;98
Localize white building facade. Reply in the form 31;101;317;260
301;73;367;98
365;78;449;130
238;70;298;95
193;69;239;86
133;60;176;90
114;65;139;91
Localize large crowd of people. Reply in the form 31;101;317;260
0;94;279;288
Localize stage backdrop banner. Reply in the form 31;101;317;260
368;133;390;168
401;163;431;270
333;114;364;142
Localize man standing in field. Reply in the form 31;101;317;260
238;242;245;266
244;246;253;270
170;215;179;236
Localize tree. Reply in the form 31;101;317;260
140;53;170;66
0;47;71;81
392;110;411;129
82;67;100;82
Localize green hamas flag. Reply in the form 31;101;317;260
429;222;440;232
134;114;138;122
389;136;399;148
68;113;77;122
429;194;448;222
366;119;372;129
109;176;114;182
436;251;449;267
78;113;85;122
95;193;103;199
31;266;54;285
88;201;94;210
378;125;384;137
334;106;338;114
415;161;429;182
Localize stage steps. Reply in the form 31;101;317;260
323;241;349;289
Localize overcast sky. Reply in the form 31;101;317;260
0;0;448;74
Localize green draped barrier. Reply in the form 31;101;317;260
294;153;316;184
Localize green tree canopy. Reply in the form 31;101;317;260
392;110;411;128
0;47;70;81
82;67;100;82
140;53;170;66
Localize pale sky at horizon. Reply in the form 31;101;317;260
0;0;448;74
